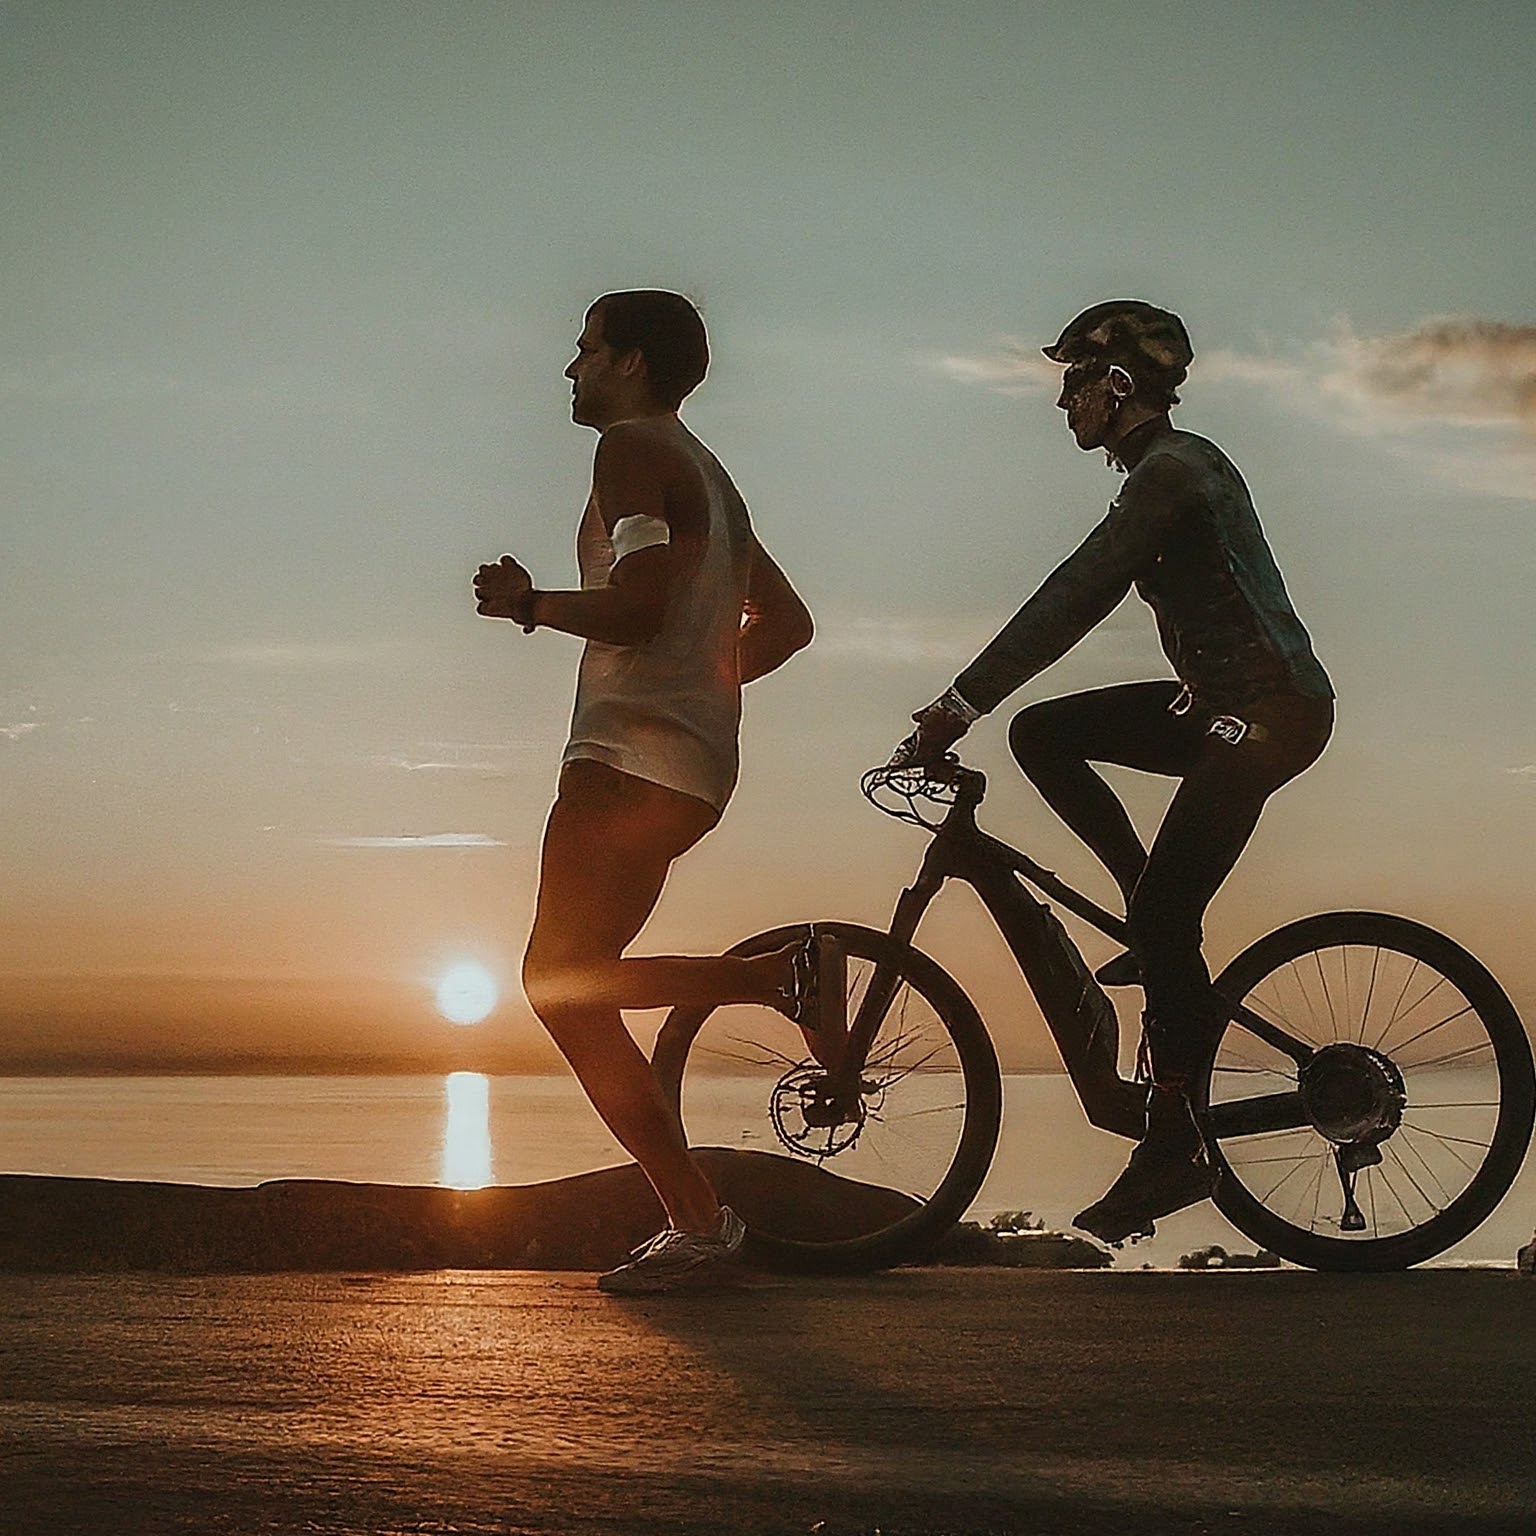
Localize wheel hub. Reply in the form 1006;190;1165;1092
769;1066;870;1157
1298;1043;1406;1146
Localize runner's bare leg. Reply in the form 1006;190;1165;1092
522;761;792;1235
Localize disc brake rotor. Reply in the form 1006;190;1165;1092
769;1065;872;1158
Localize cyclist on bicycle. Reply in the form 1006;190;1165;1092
899;300;1334;1244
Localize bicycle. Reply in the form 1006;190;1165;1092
652;755;1535;1273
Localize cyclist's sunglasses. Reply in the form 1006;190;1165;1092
1060;359;1110;394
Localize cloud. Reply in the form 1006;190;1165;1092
932;338;1309;397
0;722;42;741
374;740;543;777
939;315;1536;428
379;755;509;775
314;832;508;849
1190;349;1306;388
936;315;1536;500
1155;317;1536;500
1306;319;1536;499
1319;319;1536;431
1507;764;1536;777
928;340;1060;396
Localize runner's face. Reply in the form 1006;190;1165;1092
1056;361;1116;450
564;311;635;429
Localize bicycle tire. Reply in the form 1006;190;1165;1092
652;921;1002;1274
1207;911;1534;1271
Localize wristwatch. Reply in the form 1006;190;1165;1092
510;589;540;633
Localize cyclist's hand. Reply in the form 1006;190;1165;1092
887;730;925;768
892;689;977;767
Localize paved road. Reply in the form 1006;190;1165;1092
2;1268;1533;1534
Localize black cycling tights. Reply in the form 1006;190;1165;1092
1008;681;1333;1082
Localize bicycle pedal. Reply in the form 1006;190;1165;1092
1074;1197;1159;1247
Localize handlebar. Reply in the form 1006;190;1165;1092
861;754;987;828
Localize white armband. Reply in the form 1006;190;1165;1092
610;515;671;561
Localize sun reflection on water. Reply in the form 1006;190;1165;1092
441;1071;493;1190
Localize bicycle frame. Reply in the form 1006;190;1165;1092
838;765;1321;1145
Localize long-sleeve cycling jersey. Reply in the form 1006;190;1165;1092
952;418;1333;716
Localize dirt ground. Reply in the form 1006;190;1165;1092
2;1267;1533;1534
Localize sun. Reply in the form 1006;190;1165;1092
435;962;498;1025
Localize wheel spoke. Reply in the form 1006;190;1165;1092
1401;1039;1496;1072
1314;948;1339;1043
1398;1120;1493;1159
698;1033;803;1070
1387;1002;1477;1058
1391;1128;1462;1206
882;1101;969;1120
1224;1125;1316;1151
1383;958;1423;1037
873;1040;955;1087
1227;1000;1315;1064
1309;1151;1328;1232
1251;1145;1324;1207
1375;1155;1431;1225
1361;946;1384;1046
1234;1148;1328;1167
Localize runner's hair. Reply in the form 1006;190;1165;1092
590;290;708;408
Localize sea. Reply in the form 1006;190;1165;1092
2;1072;1530;1268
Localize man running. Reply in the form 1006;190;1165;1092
474;291;814;1292
899;300;1333;1244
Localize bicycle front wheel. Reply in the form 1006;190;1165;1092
652;922;1002;1273
1207;912;1534;1270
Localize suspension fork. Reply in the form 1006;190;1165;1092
825;836;954;1094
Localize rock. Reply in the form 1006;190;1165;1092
0;1149;922;1274
1178;1243;1281;1270
931;1222;1112;1269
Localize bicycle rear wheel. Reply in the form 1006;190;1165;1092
1207;912;1534;1270
651;921;1002;1273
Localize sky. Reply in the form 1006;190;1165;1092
2;0;1533;1073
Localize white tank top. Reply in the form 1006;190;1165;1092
562;421;753;812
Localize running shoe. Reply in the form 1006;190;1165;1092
597;1205;747;1294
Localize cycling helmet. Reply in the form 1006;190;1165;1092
1043;301;1193;388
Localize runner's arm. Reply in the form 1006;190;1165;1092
484;427;704;646
738;535;814;683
